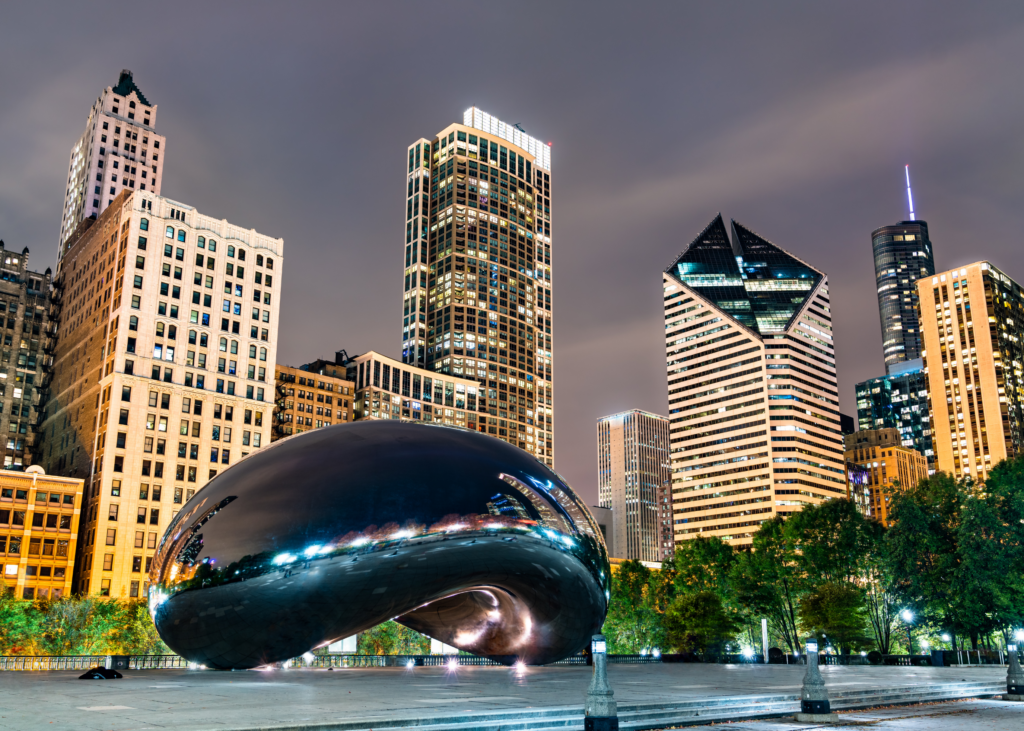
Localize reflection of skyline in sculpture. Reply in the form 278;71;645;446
148;421;609;669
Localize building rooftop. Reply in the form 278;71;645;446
111;69;151;106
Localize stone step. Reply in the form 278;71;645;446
194;681;1007;731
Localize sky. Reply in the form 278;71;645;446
2;2;1024;505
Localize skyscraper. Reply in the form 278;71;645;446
919;262;1024;480
855;360;934;471
42;190;281;598
59;70;165;259
664;215;845;547
596;409;671;562
871;214;934;372
0;241;54;470
401;109;553;465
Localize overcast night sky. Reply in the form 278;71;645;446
2;2;1024;505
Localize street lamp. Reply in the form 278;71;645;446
901;610;914;656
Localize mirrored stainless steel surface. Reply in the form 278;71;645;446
148;421;610;669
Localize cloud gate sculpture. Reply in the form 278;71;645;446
148;421;610;669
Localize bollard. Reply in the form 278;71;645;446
1005;643;1024;701
794;638;838;723
585;635;618;731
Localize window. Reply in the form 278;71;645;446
150;508;160;525
105;529;117;546
137;507;147;524
140;218;148;231
166;225;174;238
177;230;186;242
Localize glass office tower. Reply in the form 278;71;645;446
871;221;934;372
401;109;553;465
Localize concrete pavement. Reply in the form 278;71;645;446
0;662;1011;730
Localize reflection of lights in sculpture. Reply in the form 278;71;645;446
148;421;609;669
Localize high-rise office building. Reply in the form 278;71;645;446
664;215;845;547
401;109;553;465
596;409;671;563
919;262;1024;480
0;241;54;470
871;219;934;372
844;428;928;525
855;359;934;472
41;190;281;598
271;363;355;441
59;70;165;259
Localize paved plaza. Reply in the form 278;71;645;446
0;662;1013;730
688;699;1024;729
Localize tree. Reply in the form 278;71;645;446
798;582;870;654
358;621;430;655
670;536;736;601
0;592;42;655
862;526;900;654
602;560;665;653
732;517;804;653
663;591;738;655
785;498;875;584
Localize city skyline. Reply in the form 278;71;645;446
2;4;1024;506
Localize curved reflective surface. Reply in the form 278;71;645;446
148;421;610;669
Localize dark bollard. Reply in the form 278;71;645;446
794;638;838;723
585;635;618;731
1005;641;1024;701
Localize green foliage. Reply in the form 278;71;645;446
0;595;169;656
798;582;870;654
663;591;738;654
602;560;666;653
357;621;430;655
670;536;736;601
732;516;803;653
785;498;876;584
0;590;43;655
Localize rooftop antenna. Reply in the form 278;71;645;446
905;164;915;221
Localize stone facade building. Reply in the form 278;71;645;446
41;190;282;598
272;362;355;441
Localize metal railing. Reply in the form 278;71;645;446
1;652;661;671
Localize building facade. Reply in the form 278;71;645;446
272;362;354;441
0;241;55;470
596;409;671;563
345;351;481;429
855;359;934;472
871;220;935;373
844;428;928;525
1;467;84;600
664;215;845;547
41;190;282;598
401;109;554;465
845;460;872;518
919;262;1024;480
59;70;165;258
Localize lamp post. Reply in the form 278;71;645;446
795;637;838;723
1006;630;1024;702
901;610;914;657
585;634;618;731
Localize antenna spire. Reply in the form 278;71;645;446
905;165;915;221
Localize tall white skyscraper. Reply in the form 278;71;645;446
59;70;165;260
597;409;671;562
664;215;845;547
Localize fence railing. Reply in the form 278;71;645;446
0;650;1005;671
